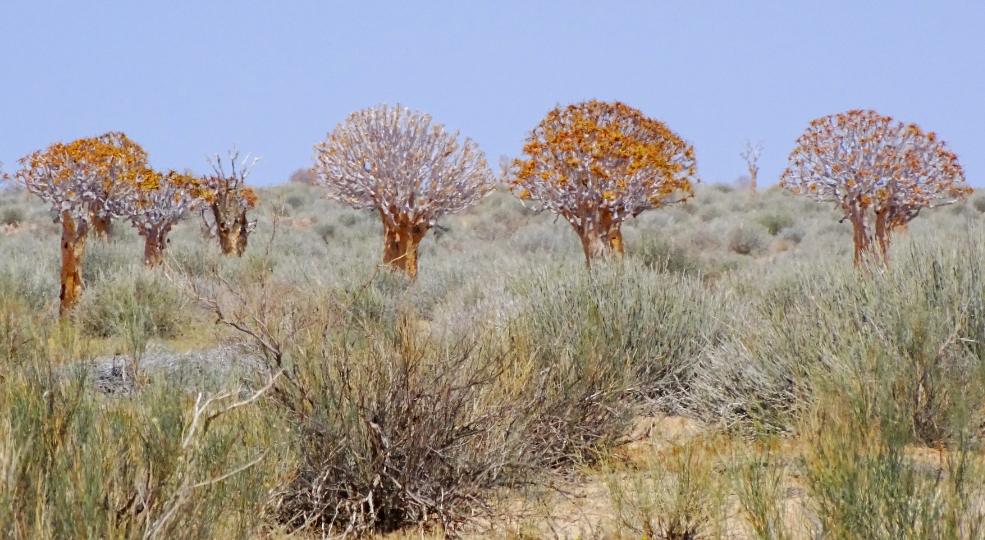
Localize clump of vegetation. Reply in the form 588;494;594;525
0;206;24;226
757;211;794;235
187;266;636;535
607;438;728;539
727;223;766;255
76;268;189;339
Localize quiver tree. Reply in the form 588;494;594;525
200;151;258;256
313;104;495;278
122;171;206;267
740;140;763;194
781;110;971;264
508;100;697;265
15;132;151;313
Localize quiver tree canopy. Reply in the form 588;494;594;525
508;100;697;264
15;132;154;313
314;104;495;277
782;109;971;263
122;170;206;266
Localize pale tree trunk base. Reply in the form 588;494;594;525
874;208;892;264
213;205;249;257
575;211;624;267
235;213;249;256
143;229;168;267
849;209;871;266
91;211;112;240
218;228;241;256
382;214;428;279
59;213;88;315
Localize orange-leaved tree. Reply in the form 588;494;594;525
15;132;154;313
781;109;971;264
200;151;259;256
122;170;207;267
508;100;697;265
313;104;494;278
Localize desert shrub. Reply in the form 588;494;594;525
0;206;24;226
780;226;805;244
0;253;57;312
757;211;794;235
314;223;335;243
188;267;640;535
697;204;722;222
507;263;721;404
972;194;985;213
801;391;985;540
286;195;305;209
82;240;135;282
728;442;792;540
0;336;284;539
635;236;704;276
686;232;985;440
727;224;767;255
168;243;214;279
607;438;728;539
338;211;361;227
76;269;189;339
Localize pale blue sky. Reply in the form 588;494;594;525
2;1;983;186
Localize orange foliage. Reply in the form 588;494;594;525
16;132;157;224
509;100;696;263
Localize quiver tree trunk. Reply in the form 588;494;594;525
91;213;113;239
575;209;624;267
59;212;88;315
874;207;892;263
846;205;871;266
235;212;250;256
212;204;248;257
381;212;428;278
142;225;170;267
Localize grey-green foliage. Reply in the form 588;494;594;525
508;262;722;403
687;230;985;441
0;335;284;539
75;267;189;339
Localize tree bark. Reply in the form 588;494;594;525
142;226;169;267
381;212;428;278
235;212;250;256
91;213;113;239
59;213;88;315
576;209;624;267
213;204;247;256
874;207;891;264
848;207;870;266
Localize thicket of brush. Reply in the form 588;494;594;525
1;183;985;538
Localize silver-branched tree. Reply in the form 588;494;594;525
782;109;971;264
313;104;494;277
